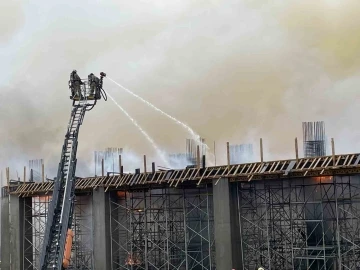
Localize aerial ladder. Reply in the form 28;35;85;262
40;72;107;269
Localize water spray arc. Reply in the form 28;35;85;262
107;90;170;167
107;77;210;151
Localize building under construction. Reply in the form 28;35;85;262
2;121;360;270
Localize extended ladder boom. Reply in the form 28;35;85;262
40;73;106;269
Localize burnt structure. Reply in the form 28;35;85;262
2;152;360;269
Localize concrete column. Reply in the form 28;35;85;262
9;194;23;270
213;178;242;270
92;187;111;270
1;195;10;269
4;195;33;270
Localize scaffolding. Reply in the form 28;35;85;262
5;150;360;269
72;195;93;269
109;186;215;269
238;175;360;269
20;195;93;269
23;196;50;269
4;173;360;269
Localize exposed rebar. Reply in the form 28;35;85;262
302;121;326;157
229;143;254;164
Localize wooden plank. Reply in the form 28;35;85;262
284;160;296;176
197;167;208;185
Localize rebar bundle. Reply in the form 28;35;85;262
186;138;206;165
229;144;253;164
29;159;43;182
94;148;123;175
302;121;326;157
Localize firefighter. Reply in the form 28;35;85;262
69;70;83;98
88;73;100;98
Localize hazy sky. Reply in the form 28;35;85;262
1;0;360;179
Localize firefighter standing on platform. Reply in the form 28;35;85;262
69;70;83;98
88;73;100;98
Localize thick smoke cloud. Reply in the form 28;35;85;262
0;0;24;43
1;0;360;180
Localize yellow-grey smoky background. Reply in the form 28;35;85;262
1;0;359;177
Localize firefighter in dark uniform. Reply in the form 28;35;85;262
88;73;100;98
69;70;83;98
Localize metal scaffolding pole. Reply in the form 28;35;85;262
72;195;93;269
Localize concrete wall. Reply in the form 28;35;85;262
1;195;10;269
1;195;33;270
